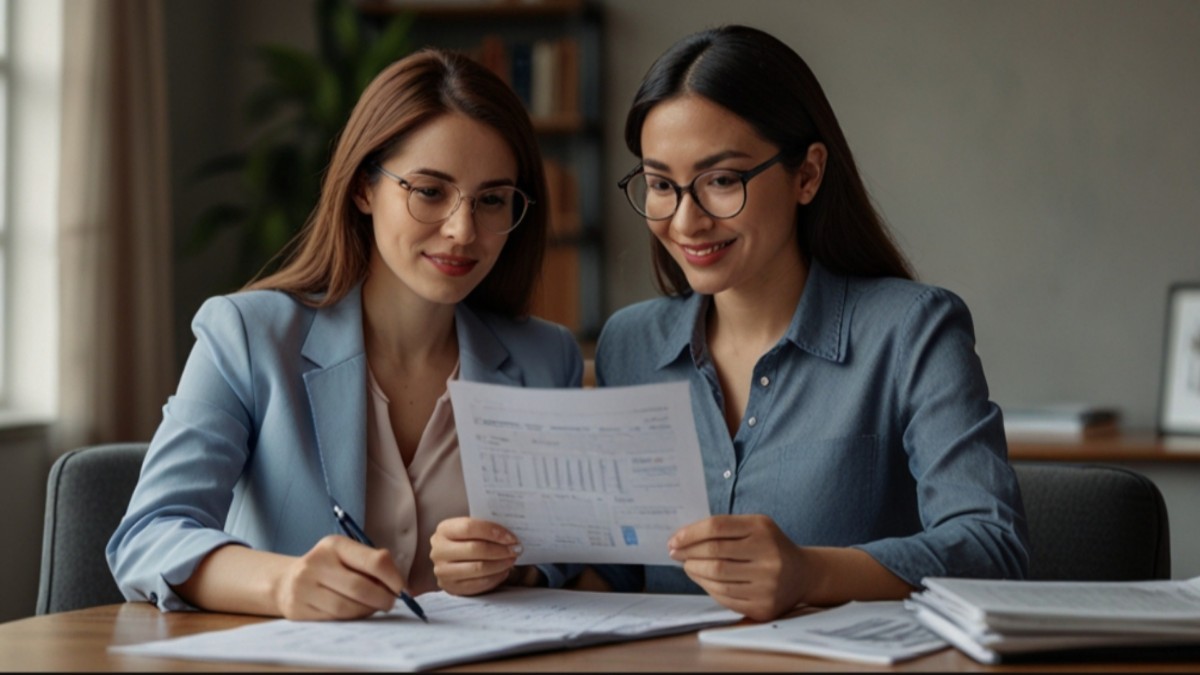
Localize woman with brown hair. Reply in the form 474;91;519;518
107;49;581;620
595;25;1028;621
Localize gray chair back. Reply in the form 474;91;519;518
1013;463;1170;581
37;443;148;614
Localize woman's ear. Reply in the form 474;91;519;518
352;175;374;215
794;142;827;206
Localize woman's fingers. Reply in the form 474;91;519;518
275;535;406;620
435;517;519;545
669;514;769;551
669;514;805;622
431;518;522;595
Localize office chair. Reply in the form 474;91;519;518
37;443;148;614
1013;462;1171;581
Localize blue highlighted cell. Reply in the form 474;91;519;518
621;526;639;546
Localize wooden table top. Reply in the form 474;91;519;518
2;602;1199;672
1009;432;1200;463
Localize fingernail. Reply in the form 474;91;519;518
510;544;523;555
495;528;516;544
668;547;680;559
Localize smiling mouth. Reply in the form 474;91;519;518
427;254;473;265
680;240;734;256
425;253;478;275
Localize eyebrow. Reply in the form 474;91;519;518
641;150;753;173
408;167;516;189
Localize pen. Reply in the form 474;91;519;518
332;501;429;623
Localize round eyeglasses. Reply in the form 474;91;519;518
617;152;784;221
374;164;533;235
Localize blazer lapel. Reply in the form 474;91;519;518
455;304;520;386
301;287;369;524
298;297;515;526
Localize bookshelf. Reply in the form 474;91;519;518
358;0;605;339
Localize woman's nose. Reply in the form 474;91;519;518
440;201;478;244
669;191;713;237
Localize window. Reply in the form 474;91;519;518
0;0;10;399
3;0;60;418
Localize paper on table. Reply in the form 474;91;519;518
908;576;1200;664
906;601;1195;665
699;601;948;665
448;380;710;565
110;588;743;672
918;576;1200;632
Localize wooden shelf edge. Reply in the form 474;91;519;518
359;0;585;19
1008;431;1200;463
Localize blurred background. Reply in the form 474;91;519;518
1;0;1198;621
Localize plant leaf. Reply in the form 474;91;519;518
256;45;321;100
190;152;248;183
358;12;414;93
330;0;361;61
185;203;248;256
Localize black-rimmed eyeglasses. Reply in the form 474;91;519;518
616;152;784;221
374;164;533;235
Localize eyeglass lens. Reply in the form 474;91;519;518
402;174;529;233
625;169;747;220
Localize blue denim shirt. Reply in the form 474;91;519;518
594;261;1029;593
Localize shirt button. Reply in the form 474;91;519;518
723;469;732;479
747;416;757;427
759;376;770;387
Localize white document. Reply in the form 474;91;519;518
111;588;743;672
699;601;948;665
919;576;1200;633
909;576;1200;664
448;380;710;565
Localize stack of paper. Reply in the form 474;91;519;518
699;601;947;665
907;576;1200;664
1002;403;1120;439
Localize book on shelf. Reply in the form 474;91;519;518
471;34;581;124
530;244;580;332
906;576;1200;664
1002;403;1120;439
698;601;948;665
542;157;580;238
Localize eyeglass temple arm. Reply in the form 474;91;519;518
617;164;645;189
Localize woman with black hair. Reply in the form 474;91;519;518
595;25;1028;621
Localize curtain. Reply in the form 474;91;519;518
56;0;174;451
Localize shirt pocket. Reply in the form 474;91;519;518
770;434;886;545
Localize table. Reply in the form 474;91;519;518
1008;432;1200;463
1;603;1198;672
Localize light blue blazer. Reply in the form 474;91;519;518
107;286;583;611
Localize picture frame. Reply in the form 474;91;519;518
1158;282;1200;436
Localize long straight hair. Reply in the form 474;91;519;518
625;25;914;295
247;48;547;317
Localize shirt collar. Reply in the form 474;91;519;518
652;259;850;371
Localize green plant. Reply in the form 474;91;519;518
186;0;413;283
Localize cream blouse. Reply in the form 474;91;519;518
363;363;467;595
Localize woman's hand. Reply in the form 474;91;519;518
272;535;407;620
668;514;808;622
430;517;523;596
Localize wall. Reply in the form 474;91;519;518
0;421;50;622
601;0;1200;429
165;0;316;370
